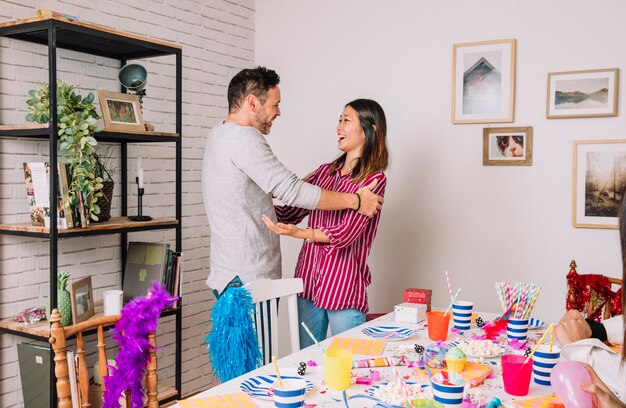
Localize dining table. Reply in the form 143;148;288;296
174;309;560;407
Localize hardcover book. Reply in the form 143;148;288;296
122;241;170;303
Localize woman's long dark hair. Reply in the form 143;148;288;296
328;99;389;183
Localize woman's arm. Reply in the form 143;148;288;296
261;215;330;243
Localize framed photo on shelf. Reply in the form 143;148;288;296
70;276;95;324
483;126;532;166
573;139;626;229
547;68;619;119
97;90;144;132
452;38;516;124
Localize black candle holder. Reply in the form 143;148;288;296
128;177;152;221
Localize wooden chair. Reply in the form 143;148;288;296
48;309;159;408
244;278;303;365
567;260;623;320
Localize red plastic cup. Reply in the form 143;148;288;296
501;354;533;396
427;311;450;341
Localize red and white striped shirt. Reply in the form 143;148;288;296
275;163;387;313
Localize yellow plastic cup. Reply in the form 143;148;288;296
324;349;353;390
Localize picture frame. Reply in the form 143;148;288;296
483;126;532;166
547;68;619;119
70;276;95;324
97;90;145;132
573;139;626;229
452;38;516;124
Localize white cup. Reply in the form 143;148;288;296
103;290;124;316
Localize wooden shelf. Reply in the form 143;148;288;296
0;304;180;340
0;16;180;59
0;124;179;143
0;217;178;238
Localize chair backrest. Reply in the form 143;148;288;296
566;260;623;321
244;278;303;365
48;308;159;408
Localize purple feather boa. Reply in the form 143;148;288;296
102;281;176;408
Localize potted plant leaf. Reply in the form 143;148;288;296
26;80;105;224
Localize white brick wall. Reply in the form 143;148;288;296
0;1;254;405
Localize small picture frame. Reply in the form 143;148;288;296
452;38;516;124
483;126;532;166
573;139;626;228
97;90;145;132
70;276;95;324
547;68;619;119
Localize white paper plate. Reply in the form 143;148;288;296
367;382;432;407
528;317;546;330
456;341;503;358
362;326;417;341
240;375;313;400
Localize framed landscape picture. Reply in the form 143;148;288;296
573;139;626;228
483;126;532;166
97;90;145;132
547;68;619;119
452;38;516;124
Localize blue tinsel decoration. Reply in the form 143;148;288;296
204;286;262;382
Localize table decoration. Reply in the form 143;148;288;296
368;381;433;407
177;392;258;408
512;393;562;407
413;362;492;387
328;337;386;355
353;356;406;368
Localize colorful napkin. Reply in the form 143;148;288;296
177;392;258;408
328;337;386;355
513;393;563;407
412;362;492;387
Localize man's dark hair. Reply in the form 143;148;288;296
227;66;280;113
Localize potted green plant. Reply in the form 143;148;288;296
26;80;105;223
93;151;115;222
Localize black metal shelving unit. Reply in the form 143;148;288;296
0;16;183;406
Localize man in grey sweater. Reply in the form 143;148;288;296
202;66;384;293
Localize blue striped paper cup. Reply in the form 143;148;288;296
506;318;529;343
430;373;465;407
451;301;473;331
273;379;307;408
532;345;560;386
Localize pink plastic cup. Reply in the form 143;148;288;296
501;354;533;396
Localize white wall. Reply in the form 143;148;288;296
256;0;626;324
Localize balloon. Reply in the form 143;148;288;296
550;361;593;408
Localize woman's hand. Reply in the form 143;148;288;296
580;363;626;408
261;214;299;237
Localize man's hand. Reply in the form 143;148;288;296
555;312;592;346
356;180;384;218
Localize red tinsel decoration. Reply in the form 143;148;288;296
566;261;622;322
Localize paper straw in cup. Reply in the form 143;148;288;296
301;322;325;353
272;356;283;389
443;287;462;317
523;323;555;364
273;378;307;408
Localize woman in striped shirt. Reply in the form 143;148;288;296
262;98;389;348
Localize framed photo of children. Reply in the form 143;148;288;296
483;127;532;166
573;139;626;229
70;276;95;324
547;68;619;119
452;38;516;124
97;90;144;132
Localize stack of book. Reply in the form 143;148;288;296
122;241;182;307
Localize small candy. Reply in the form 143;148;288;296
476;317;485;328
297;361;307;375
414;344;425;354
523;348;532;357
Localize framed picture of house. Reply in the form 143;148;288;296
573;139;626;228
452;39;516;124
547;68;619;119
483;126;532;166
